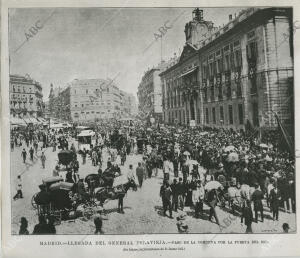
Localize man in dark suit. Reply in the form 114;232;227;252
251;183;264;222
182;163;189;184
270;182;281;221
160;181;173;218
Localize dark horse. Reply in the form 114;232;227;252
94;179;137;213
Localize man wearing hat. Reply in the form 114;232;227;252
192;180;205;218
251;183;264;222
270;182;281;220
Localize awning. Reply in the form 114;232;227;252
23;118;33;124
10;117;27;126
180;67;198;78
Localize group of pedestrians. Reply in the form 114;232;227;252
19;215;56;235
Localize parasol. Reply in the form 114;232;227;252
224;145;235;152
265;155;273;162
204;181;223;191
227;152;239;162
183;150;191;156
259;143;268;149
186;159;199;166
146;128;153;132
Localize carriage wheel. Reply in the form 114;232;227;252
31;193;38;209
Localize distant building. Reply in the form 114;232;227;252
137;59;176;122
160;7;293;132
10;74;44;120
48;78;137;122
120;90;138;117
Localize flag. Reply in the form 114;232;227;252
274;112;293;155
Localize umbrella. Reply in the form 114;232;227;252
259;143;268;149
265;155;273;162
224;145;235;152
183;151;190;155
146;128;152;132
186;159;199;166
204;181;223;191
198;166;207;175
227;152;239;162
273;171;281;178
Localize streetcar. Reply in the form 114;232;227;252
77;130;96;151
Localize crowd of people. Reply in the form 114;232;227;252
11;119;296;234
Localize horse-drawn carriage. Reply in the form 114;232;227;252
31;176;75;224
55;150;78;174
137;137;148;154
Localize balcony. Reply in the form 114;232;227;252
35;90;43;97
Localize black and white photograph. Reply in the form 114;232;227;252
6;6;296;236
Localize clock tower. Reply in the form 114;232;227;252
184;8;216;47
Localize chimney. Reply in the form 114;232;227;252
229;14;232;21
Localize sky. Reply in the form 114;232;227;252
9;7;243;100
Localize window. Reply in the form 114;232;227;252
209;63;214;77
247;41;258;60
82;104;84;107
75;104;77;107
74;113;79;118
228;105;233;124
218;86;223;100
212;107;216;124
206;108;209;124
210;86;215;101
234;49;242;68
227;85;232;99
86;89;88;94
224;54;230;71
250;78;257;94
237;82;242;97
203;88;208;102
202;64;207;79
238;104;244;125
74;90;76;94
219;106;224;123
216;58;223;73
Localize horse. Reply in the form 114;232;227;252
94;179;137;213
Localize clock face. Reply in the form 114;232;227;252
197;23;208;38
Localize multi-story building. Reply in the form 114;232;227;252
48;78;137;122
10;74;44;120
120;90;138;118
138;59;177;122
160;7;293;132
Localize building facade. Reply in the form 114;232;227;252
119;90;138;118
160;7;293;131
138;60;177;122
48;78;137;122
10;74;44;119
